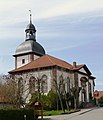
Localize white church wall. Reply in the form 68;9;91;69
14;74;30;103
17;55;30;68
69;73;74;88
29;70;52;93
78;74;89;103
79;68;87;74
34;55;40;60
89;79;94;98
16;54;40;68
14;69;94;104
56;70;74;93
86;81;89;102
78;74;83;103
14;69;53;103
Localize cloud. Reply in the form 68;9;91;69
0;0;103;25
36;0;103;18
0;56;14;74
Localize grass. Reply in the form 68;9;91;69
44;110;62;116
43;109;80;116
38;118;50;120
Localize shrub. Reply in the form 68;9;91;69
98;97;103;107
0;109;34;120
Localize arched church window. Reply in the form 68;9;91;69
89;82;92;93
41;75;48;93
29;76;36;94
30;31;33;35
18;77;23;94
59;75;65;93
26;32;29;38
59;75;63;83
80;77;87;87
67;76;70;93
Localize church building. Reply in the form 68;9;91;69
9;14;96;108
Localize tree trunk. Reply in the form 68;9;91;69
64;90;69;110
57;91;65;112
56;96;59;111
74;97;77;109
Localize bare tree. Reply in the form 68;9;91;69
0;70;48;108
0;74;30;108
51;68;66;112
51;67;74;112
27;69;48;104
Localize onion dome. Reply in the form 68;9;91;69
15;40;45;56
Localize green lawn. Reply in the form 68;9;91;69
43;109;80;116
38;118;50;120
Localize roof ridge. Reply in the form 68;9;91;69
47;54;71;64
46;55;56;65
46;54;73;68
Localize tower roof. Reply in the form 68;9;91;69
15;40;45;56
25;23;36;32
25;11;36;32
14;12;45;56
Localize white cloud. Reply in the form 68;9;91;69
0;0;103;24
36;0;103;18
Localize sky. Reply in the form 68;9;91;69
0;0;103;90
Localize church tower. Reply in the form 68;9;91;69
13;13;45;68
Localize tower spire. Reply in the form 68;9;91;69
25;10;36;41
29;10;32;24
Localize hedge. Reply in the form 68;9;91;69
0;109;34;120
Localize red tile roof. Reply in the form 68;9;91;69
9;54;74;73
94;90;103;99
9;54;90;74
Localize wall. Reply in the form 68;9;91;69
89;78;94;98
78;73;89;103
14;69;52;103
16;54;40;68
13;67;94;106
56;69;74;93
78;68;94;104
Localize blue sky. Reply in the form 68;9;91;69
0;0;103;90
